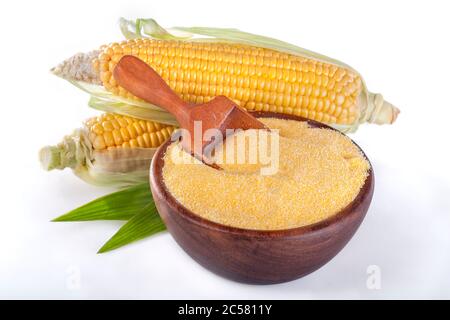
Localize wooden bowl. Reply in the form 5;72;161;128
150;112;374;284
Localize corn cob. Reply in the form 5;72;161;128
94;39;362;125
52;18;399;132
86;113;175;150
40;113;176;186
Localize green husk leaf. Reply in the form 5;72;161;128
139;18;191;40
53;183;151;221
69;80;163;112
118;17;140;39
66;79;177;126
173;27;353;70
88;96;177;126
40;127;155;187
73;165;151;188
98;202;166;253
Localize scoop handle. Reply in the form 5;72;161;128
113;55;190;122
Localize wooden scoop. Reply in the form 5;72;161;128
113;55;268;164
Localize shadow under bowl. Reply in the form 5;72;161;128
150;112;374;284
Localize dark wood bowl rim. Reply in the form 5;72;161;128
150;111;374;239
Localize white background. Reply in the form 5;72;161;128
0;0;449;299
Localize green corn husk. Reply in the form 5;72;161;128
39;128;156;187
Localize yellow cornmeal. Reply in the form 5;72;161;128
162;118;370;230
